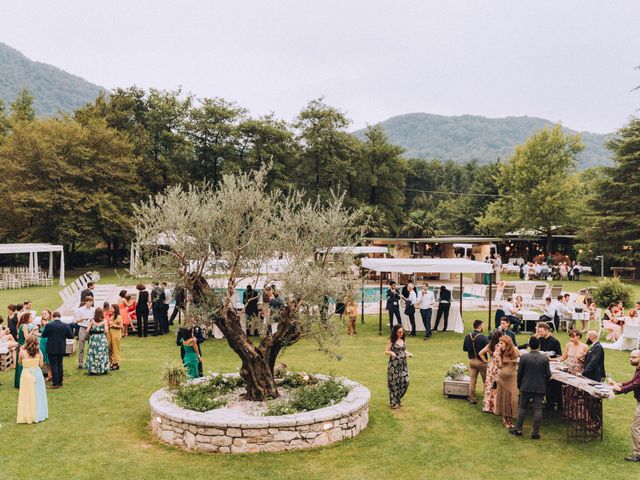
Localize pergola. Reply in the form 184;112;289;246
360;258;494;334
0;243;65;285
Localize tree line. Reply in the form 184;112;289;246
0;87;638;268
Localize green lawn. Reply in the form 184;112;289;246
1;275;640;479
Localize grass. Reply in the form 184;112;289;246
1;272;640;479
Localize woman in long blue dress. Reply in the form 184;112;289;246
17;335;48;424
85;308;110;375
181;328;202;380
14;313;31;388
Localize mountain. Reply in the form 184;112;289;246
0;42;104;116
354;113;612;169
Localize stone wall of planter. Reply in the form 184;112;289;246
149;376;370;454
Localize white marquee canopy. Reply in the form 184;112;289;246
360;257;493;274
0;243;65;285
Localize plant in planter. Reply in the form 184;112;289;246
134;167;363;401
445;363;469;381
162;361;188;391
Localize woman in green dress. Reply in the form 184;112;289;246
85;308;110;375
35;309;53;382
181;329;202;380
14;313;31;388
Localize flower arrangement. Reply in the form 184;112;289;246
445;363;469;381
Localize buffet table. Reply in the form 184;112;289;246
550;362;614;441
400;303;464;333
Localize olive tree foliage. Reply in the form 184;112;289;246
133;167;364;400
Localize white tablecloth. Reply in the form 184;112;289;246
400;303;464;333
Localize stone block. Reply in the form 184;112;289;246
184;431;196;449
226;428;242;437
311;432;330;447
274;430;299;442
159;428;175;445
210;436;233;447
243;428;268;437
262;442;286;452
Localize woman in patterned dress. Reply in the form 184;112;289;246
479;330;503;413
85;308;110;375
557;329;589;374
385;325;413;410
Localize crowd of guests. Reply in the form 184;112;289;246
518;261;583;282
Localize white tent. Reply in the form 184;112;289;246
361;258;493;274
319;246;389;255
360;258;494;334
0;243;65;285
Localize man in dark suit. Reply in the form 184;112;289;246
582;330;606;382
494;317;518;347
386;281;402;329
511;336;551;439
42;311;74;388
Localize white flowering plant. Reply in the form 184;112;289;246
446;363;469;381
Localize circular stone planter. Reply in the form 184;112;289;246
150;374;370;454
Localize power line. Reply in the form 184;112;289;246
403;187;508;198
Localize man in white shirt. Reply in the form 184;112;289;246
417;284;435;340
493;254;502;283
402;283;418;336
539;297;556;328
503;296;521;333
162;282;173;327
75;296;96;368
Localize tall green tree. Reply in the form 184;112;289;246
0;117;141;265
10;88;36;123
578;118;640;264
294;98;359;200
479;125;584;254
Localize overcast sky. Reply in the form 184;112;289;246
1;0;639;133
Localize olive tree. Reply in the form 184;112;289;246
133;168;363;400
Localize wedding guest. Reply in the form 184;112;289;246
117;291;131;337
346;296;358;336
495;317;517;346
502;297;521;333
162;282;172;326
510;336;551;439
14;313;31;388
402;283;417;336
433;286;451;332
37;309;53;381
417;284;435;340
582;330;606;382
539;297;556;325
479;330;503;413
610;349;640;462
176;325;206;377
85;308;109;375
181;328;202;380
7;304;19;339
79;282;95;304
22;301;36;319
536;322;562;356
557;330;589;374
16;335;48;424
107;303;122;370
385;324;412;409
514;295;524;311
135;284;150;338
494;335;520;428
261;287;273;326
151;282;166;336
386;281;402;329
463;320;488;405
243;284;260;336
75;295;95;369
169;287;186;325
42;311;73;388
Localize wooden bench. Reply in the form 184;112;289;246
611;267;636;279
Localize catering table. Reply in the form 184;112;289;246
516;309;541;332
401;303;464;333
550;362;614;441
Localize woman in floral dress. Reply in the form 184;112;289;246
85;308;110;375
385;325;413;409
557;330;589;374
479;330;503;413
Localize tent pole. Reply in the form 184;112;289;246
459;271;463;319
488;272;493;328
48;251;54;278
360;269;365;325
378;274;383;335
59;250;65;286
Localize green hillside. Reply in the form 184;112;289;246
355;113;612;169
0;42;104;116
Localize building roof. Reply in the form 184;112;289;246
361;257;493;274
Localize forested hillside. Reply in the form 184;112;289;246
355;113;612;169
0;42;104;116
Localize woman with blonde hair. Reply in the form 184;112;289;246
494;335;520;428
16;334;48;424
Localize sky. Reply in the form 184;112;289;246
1;0;639;133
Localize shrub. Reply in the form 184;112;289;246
592;277;633;308
174;374;245;412
162;361;188;391
264;377;350;416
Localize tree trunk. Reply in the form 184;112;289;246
546;228;553;256
240;351;279;400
